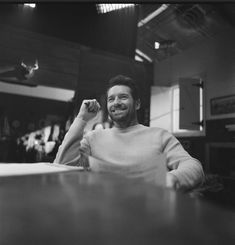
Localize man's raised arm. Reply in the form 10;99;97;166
53;99;100;165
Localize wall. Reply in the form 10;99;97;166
153;26;235;121
150;86;172;131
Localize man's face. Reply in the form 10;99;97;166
107;85;139;124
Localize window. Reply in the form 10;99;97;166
150;78;204;137
172;83;204;136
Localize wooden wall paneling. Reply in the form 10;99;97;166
0;24;81;61
0;46;79;76
0;24;81;89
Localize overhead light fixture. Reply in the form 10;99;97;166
135;55;144;62
154;42;160;49
138;4;169;27
96;4;135;14
24;3;36;8
154;40;176;50
135;49;152;63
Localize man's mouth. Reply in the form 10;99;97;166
111;108;127;114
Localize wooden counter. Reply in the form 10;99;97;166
0;170;234;245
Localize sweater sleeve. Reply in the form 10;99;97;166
53;117;91;166
161;130;205;190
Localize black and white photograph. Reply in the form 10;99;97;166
0;2;234;244
211;94;235;115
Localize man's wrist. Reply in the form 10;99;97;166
76;114;89;123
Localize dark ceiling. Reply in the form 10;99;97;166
0;3;138;58
1;3;235;63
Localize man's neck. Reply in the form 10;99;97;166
113;118;139;129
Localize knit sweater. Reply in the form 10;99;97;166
54;117;204;190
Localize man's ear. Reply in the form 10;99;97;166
135;99;141;110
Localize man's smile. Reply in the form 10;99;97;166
110;106;127;114
112;109;126;115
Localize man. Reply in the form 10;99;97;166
54;75;204;190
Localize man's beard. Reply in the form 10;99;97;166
108;105;135;124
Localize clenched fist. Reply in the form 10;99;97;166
77;99;101;122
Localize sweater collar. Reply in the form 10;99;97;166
111;124;143;133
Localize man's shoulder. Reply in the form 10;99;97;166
141;125;169;133
143;126;176;139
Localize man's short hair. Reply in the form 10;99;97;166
106;75;140;101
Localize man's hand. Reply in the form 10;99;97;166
166;173;180;190
77;99;101;122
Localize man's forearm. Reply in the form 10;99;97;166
53;117;87;165
169;159;205;190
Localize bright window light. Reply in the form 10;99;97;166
96;4;135;14
150;84;204;137
24;3;36;8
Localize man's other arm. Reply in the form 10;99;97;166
162;130;205;191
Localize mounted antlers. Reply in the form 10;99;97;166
21;59;39;70
21;59;39;79
0;59;39;86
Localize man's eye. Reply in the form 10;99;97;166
108;98;114;102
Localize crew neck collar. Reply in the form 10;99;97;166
111;124;143;133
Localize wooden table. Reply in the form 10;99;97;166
0;171;234;245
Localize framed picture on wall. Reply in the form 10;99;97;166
211;95;235;115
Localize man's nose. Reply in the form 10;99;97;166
113;97;121;104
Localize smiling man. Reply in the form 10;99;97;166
107;80;140;128
54;75;204;191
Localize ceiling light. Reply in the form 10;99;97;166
135;55;144;62
24;3;36;8
135;49;152;63
96;4;135;14
154;42;160;49
138;4;169;27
